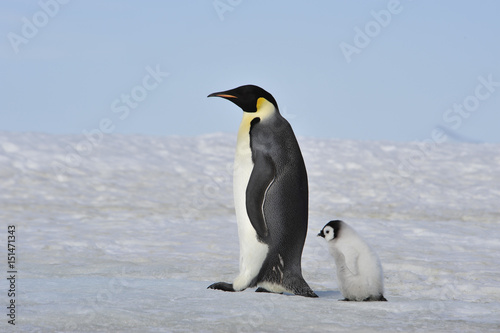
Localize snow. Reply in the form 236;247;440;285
1;131;500;332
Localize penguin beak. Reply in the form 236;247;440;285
207;92;238;99
317;231;324;238
207;87;254;112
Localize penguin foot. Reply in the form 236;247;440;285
363;295;387;302
207;282;235;292
340;295;387;302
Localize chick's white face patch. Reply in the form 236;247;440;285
323;226;335;241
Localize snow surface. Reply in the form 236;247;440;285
1;131;500;332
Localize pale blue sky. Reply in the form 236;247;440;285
1;0;500;142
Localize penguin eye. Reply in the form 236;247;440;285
325;230;330;234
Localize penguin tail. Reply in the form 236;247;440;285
296;288;319;298
287;276;318;298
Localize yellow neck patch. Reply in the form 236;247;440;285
255;98;275;120
256;97;266;110
237;97;276;145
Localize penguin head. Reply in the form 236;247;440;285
208;85;279;113
318;220;343;242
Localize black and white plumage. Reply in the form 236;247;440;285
318;220;387;301
207;85;317;297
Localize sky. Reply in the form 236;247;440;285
1;0;500;142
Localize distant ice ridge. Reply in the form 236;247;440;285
1;131;499;332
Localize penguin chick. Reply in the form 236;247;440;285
318;220;387;302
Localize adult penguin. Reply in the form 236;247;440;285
207;85;317;297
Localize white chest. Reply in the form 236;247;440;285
231;112;270;290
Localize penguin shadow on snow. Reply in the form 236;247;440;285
314;290;343;299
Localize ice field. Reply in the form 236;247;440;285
1;131;499;332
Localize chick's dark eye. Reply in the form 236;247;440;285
325;230;330;234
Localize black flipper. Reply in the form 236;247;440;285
245;152;275;240
207;282;235;292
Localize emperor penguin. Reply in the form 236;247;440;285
207;85;317;298
318;220;387;301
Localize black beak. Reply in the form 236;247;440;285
317;231;324;238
